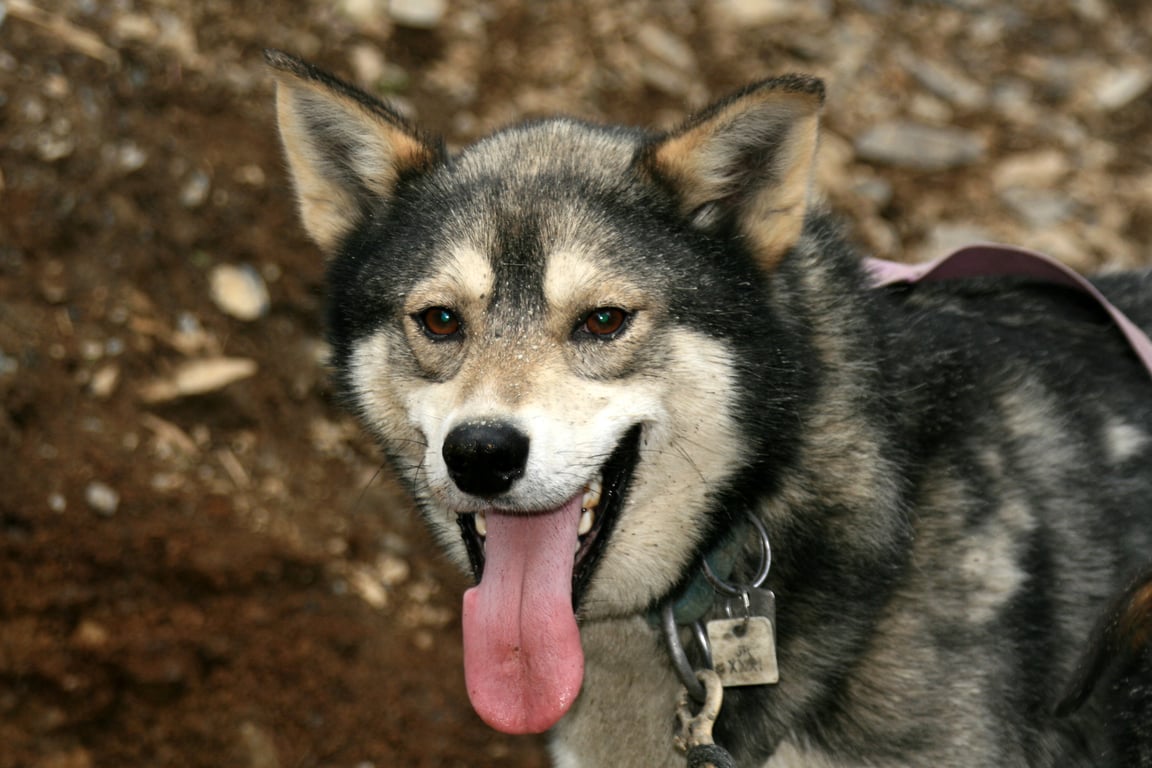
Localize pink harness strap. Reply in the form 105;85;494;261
866;244;1152;382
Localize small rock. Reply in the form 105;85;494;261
151;472;184;492
990;78;1038;123
306;338;332;368
0;350;18;376
113;13;159;44
852;176;894;208
209;264;270;321
916;223;998;263
381;531;411;556
239;722;281;768
376;553;410;587
993;150;1070;190
389;0;446;28
79;339;104;361
338;0;388;32
348;566;389;608
636;24;696;75
36;134;75;162
310;417;349;455
407;579;438;604
179;170;211;208
635;24;699;98
109;142;148;174
43;74;70;100
1071;0;1108;21
855;121;986;171
233;165;265;186
907;93;953;124
350;44;387;87
88;363;120;399
48;493;66;513
904;54;987;111
20;95;47;124
1080;138;1118;171
401;602;453;629
85;481;120;517
640;61;694;98
154;10;201;69
998;188;1076;229
72;619;111;649
1092;65;1152;112
712;0;831;24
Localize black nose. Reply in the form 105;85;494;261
442;422;530;497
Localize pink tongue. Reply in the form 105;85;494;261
462;495;585;734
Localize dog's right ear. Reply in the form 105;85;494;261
265;50;444;254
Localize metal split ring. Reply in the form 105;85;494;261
702;513;772;595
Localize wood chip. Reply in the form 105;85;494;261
140;413;201;456
139;357;257;403
7;0;121;69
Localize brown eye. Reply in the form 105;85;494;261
418;307;461;338
580;307;629;338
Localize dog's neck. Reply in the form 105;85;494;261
561;226;918;763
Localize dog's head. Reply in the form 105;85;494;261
268;50;822;734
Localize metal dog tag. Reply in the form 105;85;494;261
706;588;779;687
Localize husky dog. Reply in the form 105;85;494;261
266;50;1152;766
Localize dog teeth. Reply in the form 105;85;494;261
582;479;602;513
578;506;595;536
472;482;598;543
579;479;602;537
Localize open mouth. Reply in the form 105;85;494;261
456;423;643;611
456;424;643;733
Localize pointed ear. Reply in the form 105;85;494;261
265;49;444;254
645;76;824;270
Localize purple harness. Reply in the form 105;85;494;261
866;244;1152;381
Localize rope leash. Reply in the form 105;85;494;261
675;670;736;768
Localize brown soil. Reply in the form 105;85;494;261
1;1;1149;766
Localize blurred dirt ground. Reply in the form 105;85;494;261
0;1;1150;766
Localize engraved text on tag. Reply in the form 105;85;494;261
706;616;779;687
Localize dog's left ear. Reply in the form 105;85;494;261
645;76;824;271
266;49;444;255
